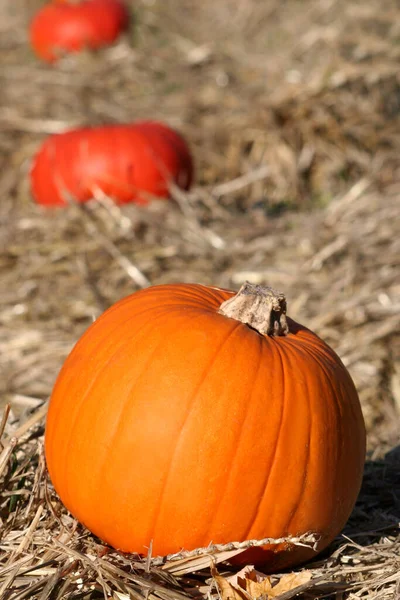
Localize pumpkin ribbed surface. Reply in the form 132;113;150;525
45;283;366;569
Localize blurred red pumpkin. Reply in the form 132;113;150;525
29;0;130;63
30;122;194;207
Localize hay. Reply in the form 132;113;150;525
0;0;399;598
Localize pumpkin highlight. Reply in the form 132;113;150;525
30;122;194;207
45;282;366;570
29;0;130;63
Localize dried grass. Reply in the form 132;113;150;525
0;0;399;598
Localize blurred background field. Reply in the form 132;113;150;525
0;0;399;598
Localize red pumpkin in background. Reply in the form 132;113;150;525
29;0;130;63
30;122;194;207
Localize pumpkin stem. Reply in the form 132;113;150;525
218;282;289;336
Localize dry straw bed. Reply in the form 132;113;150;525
0;0;399;598
0;405;399;599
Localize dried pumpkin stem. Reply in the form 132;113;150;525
218;282;289;336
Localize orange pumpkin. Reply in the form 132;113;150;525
45;282;366;570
